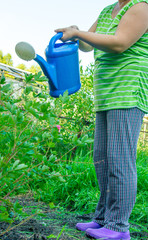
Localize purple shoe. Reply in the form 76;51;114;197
76;221;102;231
86;227;130;239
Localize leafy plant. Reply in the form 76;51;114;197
0;63;147;229
0;64;95;223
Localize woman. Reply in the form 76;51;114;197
55;0;148;239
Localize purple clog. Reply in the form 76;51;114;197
86;227;130;239
76;221;102;231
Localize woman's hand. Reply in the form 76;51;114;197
54;26;79;42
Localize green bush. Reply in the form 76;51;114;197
0;64;147;226
0;64;95;222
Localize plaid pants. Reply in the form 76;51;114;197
93;108;144;232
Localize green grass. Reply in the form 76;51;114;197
33;150;99;212
131;143;148;224
31;144;148;226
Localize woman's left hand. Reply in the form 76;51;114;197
54;26;79;42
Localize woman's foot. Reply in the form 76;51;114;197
76;221;102;231
86;227;130;239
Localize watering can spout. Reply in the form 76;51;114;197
34;54;58;90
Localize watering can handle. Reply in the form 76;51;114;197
49;32;79;54
48;32;63;53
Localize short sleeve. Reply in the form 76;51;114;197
115;0;148;22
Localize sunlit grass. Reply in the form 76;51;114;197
32;143;148;227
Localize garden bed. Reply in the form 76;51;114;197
0;196;147;240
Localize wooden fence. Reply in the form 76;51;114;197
0;62;30;80
142;116;148;144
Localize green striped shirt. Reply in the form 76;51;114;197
94;0;148;113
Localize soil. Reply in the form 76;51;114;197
0;196;147;240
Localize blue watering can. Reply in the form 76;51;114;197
15;32;81;98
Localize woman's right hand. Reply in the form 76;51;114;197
55;26;79;42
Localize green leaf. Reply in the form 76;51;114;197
1;83;11;92
40;103;49;113
48;115;55;125
26;150;34;155
85;139;94;144
34;71;47;82
57;224;66;240
0;105;5;112
12;160;20;169
5;102;11;111
0;206;7;212
60;90;69;103
38;92;48;99
59;176;66;182
0;73;6;84
47;142;55;148
24;73;34;83
34;71;42;79
11;105;17;114
49;154;57;162
49;202;56;209
15;164;28;170
13;201;23;211
16;111;24;122
28;107;38;118
72;134;78;144
24;85;33;95
41;165;49;171
66;165;72;170
47;234;56;239
0;213;13;223
81;134;88;143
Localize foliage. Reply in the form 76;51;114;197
0;51;13;66
0;63;147;228
16;63;27;70
27;64;41;73
16;63;41;74
0;64;95;223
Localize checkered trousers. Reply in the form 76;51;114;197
93;108;144;232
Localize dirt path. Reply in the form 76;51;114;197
0;197;147;240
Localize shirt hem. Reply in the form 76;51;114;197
95;104;148;114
